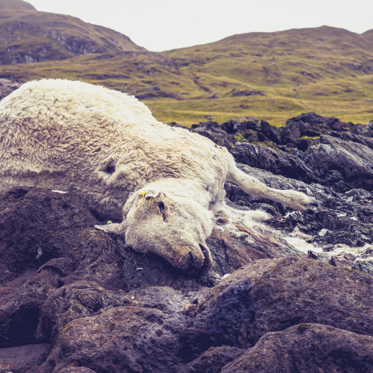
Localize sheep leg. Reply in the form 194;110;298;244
227;163;316;212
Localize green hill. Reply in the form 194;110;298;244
0;2;372;127
157;26;373;125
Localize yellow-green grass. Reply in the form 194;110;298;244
146;94;373;128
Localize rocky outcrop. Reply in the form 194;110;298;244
2;112;373;372
221;324;373;373
0;344;51;373
3;238;372;373
189;113;373;194
1;180;373;372
303;134;373;191
0;78;23;100
0;187;97;284
230;142;319;183
231;90;265;97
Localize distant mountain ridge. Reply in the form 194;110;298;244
0;0;144;65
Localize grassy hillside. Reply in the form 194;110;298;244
0;4;372;127
160;26;373;126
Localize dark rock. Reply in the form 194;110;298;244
259;120;282;144
350;123;371;137
352;257;373;275
230;142;319;183
36;280;119;348
246;133;260;142
282;112;350;141
186;346;243;373
57;367;97;373
191;123;232;148
282;112;327;140
49;255;373;372
221;120;238;134
57;305;183;373
0;260;72;348
136;91;178;100
189;118;281;150
0;78;23;101
303;134;373;191
0;187;97;284
237;118;260;131
0;343;51;373
231;90;265;97
38;284;200;372
240;164;373;248
227;128;373;195
2;204;373;373
207;224;303;276
222;324;373;373
228;160;371;214
180;257;373;357
329;130;373;150
369;120;373;136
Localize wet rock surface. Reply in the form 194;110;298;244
1;112;373;372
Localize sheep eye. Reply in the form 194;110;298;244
157;201;165;212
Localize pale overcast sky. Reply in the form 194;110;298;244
28;0;373;52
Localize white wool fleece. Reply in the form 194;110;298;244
0;79;230;218
0;79;315;272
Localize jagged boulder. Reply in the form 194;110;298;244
222;324;373;373
180;257;373;360
0;187;97;284
0;78;24;101
281;112;350;142
186;346;243;373
303;134;373;191
230;142;318;183
19;257;373;373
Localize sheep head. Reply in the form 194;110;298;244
96;188;214;273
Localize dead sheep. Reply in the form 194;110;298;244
0;79;316;272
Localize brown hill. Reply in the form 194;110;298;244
0;0;35;11
0;0;144;65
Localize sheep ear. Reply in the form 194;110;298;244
142;189;161;199
94;222;125;235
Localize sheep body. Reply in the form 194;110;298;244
0;79;314;272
